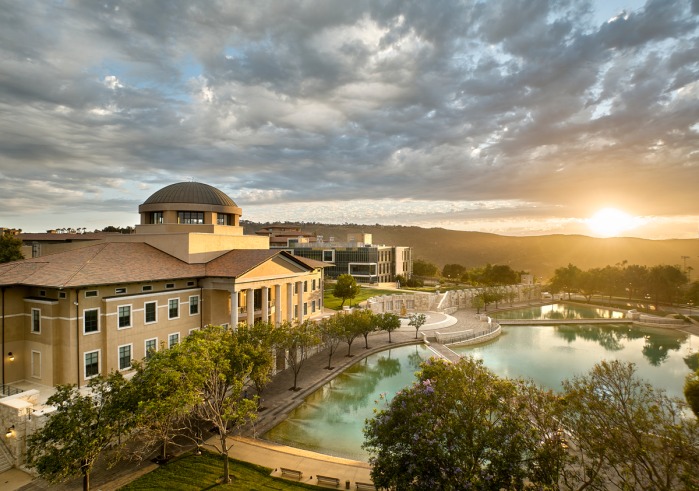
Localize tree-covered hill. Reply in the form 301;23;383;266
244;222;698;280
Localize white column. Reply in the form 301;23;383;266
286;282;294;322
297;281;305;322
261;286;269;323
274;284;282;325
246;288;254;326
230;289;238;328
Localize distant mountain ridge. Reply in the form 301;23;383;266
243;222;698;280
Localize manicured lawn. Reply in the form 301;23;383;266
119;451;319;490
323;287;398;310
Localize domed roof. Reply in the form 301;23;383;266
143;182;237;207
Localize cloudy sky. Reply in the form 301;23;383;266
1;0;697;239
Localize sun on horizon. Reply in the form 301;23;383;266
586;207;641;238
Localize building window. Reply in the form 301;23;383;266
323;250;335;262
189;295;199;315
85;350;100;379
144;301;157;324
166;283;175;289
168;332;179;348
187;281;195;287
85;290;98;298
142;285;153;292
304;281;308;292
303;303;308;316
115;287;127;295
145;338;157;359
188;327;199;335
118;344;132;371
118;305;132;329
177;211;204;224
31;308;41;333
84;308;99;334
168;299;179;319
312;301;316;313
31;351;41;379
217;213;231;225
39;290;46;297
312;279;316;291
151;211;163;224
59;291;67;299
294;305;298;319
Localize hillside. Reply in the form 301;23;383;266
244;222;698;280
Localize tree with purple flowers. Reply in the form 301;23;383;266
363;356;563;490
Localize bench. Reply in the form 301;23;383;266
356;482;376;491
279;467;302;480
316;475;340;487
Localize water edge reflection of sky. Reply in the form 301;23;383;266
264;304;698;460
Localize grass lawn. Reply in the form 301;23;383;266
119;451;319;490
323;287;398;310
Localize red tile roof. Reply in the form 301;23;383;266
0;243;326;288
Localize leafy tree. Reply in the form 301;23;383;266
363;357;550;490
278;320;321;390
561;360;699;490
318;315;344;369
549;263;582;300
356;309;377;349
441;263;466;280
412;259;438;277
684;371;699;418
481;264;518;286
27;372;132;491
129;346;201;462
376;312;401;343
647;264;688;306
624;264;649;300
180;325;259;484
333;274;360;308
338;309;366;357
235;321;280;404
0;231;23;263
408;313;426;339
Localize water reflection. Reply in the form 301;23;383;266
494;303;625;320
264;345;428;460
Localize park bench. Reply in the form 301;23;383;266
356;482;376;490
316;475;340;487
279;467;302;480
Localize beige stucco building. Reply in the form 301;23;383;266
0;182;326;391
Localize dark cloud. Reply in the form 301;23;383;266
0;0;697;237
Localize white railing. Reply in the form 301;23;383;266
435;322;500;345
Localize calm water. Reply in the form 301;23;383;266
492;302;625;320
264;344;429;460
264;304;698;460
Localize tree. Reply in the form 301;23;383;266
441;263;466;280
333;274;360;308
129;347;201;463
363;357;551;490
318;316;344;369
413;259;438;277
180;325;259;484
408;313;426;340
278;320;321;390
235;321;280;404
561;360;699;490
685;371;699;418
550;263;582;300
0;231;23;263
356;309;377;349
338;309;366;357
376;312;401;343
27;372;132;491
